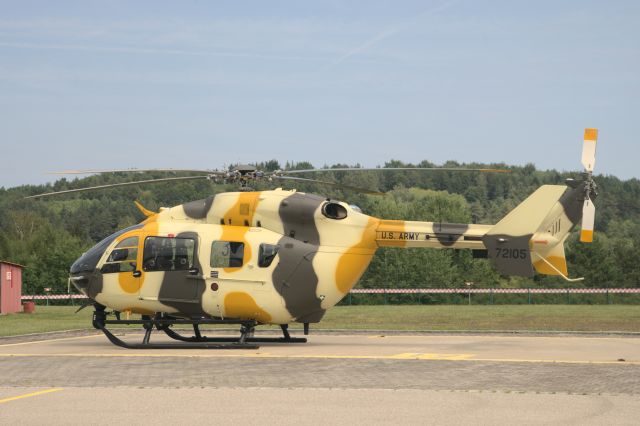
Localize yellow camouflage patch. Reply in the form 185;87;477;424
335;217;379;293
224;291;272;323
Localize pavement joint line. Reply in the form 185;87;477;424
0;329;96;339
0;388;64;404
0;352;638;365
0;386;635;397
4;328;640;338
358;334;640;341
80;332;640;342
0;334;104;347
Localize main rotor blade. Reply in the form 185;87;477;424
581;128;598;172
25;175;211;199
279;167;511;175
49;168;222;175
580;199;595;243
273;176;384;195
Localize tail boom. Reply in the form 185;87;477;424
374;184;584;280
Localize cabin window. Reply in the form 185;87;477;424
210;241;244;268
101;237;139;274
258;243;279;267
143;236;196;272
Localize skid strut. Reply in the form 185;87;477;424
92;309;306;349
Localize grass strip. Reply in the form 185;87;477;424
2;305;640;337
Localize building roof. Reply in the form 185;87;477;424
0;260;25;268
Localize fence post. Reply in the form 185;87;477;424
490;288;493;305
528;288;531;305
566;288;570;304
606;288;610;305
384;289;387;305
348;292;352;305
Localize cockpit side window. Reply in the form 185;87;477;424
143;237;196;272
210;241;244;268
258;243;279;268
101;237;139;274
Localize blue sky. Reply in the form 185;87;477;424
0;0;638;188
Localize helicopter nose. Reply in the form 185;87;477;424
69;272;91;294
70;241;110;297
70;246;105;275
70;258;104;299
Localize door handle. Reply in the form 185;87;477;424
188;268;200;275
132;270;142;278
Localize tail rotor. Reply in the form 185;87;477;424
579;128;598;243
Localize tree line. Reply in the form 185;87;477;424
1;160;639;295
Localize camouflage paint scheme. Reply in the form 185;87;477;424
70;182;587;325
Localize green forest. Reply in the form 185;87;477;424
1;160;639;296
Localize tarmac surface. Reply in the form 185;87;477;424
1;329;639;425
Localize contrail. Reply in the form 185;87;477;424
0;41;330;62
322;0;459;71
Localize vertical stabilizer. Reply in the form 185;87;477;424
482;185;571;277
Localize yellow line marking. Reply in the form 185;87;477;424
469;357;640;365
391;353;475;360
0;388;63;404
0;353;637;365
0;334;103;347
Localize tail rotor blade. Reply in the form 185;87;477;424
581;128;598;172
580;199;595;243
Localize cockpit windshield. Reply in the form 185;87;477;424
70;224;143;274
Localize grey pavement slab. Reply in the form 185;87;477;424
1;331;639;425
1;387;639;426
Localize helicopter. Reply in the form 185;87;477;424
27;129;598;349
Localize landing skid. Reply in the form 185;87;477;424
161;323;307;344
92;308;306;349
